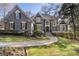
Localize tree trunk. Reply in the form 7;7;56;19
24;47;27;56
70;6;76;39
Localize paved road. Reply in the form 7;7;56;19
0;35;58;47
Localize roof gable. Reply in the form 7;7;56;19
36;13;42;17
4;5;30;21
60;20;66;24
34;13;58;21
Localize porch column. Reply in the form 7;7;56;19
43;19;45;33
31;23;34;34
50;20;51;32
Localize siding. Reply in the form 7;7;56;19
4;5;32;33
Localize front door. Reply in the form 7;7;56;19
46;26;49;32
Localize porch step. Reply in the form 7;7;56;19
46;32;52;36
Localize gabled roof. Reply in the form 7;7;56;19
36;13;42;17
58;18;69;25
34;12;58;21
4;5;32;22
60;20;66;24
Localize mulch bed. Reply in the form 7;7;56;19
0;47;27;56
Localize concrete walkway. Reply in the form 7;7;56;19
0;35;58;47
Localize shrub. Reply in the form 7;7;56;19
52;32;76;39
33;24;43;36
34;30;42;36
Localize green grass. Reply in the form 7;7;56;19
0;35;48;42
0;36;79;56
27;37;79;56
0;35;79;56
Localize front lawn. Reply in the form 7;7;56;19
27;37;79;56
0;35;79;56
0;35;48;42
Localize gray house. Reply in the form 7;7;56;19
33;13;67;33
3;5;34;34
0;5;68;34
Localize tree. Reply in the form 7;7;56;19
40;3;62;17
60;3;79;39
25;11;33;17
0;3;16;30
0;3;16;17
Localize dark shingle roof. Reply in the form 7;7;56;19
4;5;32;22
35;13;58;20
60;20;66;24
36;13;41;17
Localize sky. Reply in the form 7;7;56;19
17;3;46;14
0;3;62;18
0;3;47;18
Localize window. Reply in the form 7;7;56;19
36;17;41;23
63;26;64;31
52;21;56;26
45;21;50;25
53;23;55;26
63;25;65;31
10;22;15;30
37;24;41;31
15;10;21;19
21;22;27;30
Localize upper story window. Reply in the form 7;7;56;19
52;21;57;26
36;17;41;23
15;10;21;19
45;20;50;25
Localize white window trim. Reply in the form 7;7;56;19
15;10;20;13
10;22;14;23
10;21;14;30
22;21;26;23
45;20;50;26
15;10;20;19
36;17;41;23
21;21;27;30
52;21;57;27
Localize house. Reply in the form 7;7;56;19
0;5;68;35
59;20;67;31
3;5;34;34
0;21;5;30
33;13;68;33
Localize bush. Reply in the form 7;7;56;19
33;24;43;36
34;30;42;36
52;32;74;39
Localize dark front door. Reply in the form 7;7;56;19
46;26;49;32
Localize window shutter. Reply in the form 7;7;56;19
20;22;22;29
25;23;27;29
19;13;21;19
13;23;15;30
14;13;16;19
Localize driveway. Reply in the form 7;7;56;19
0;34;58;47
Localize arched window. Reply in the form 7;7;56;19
45;20;50;25
15;10;21;19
